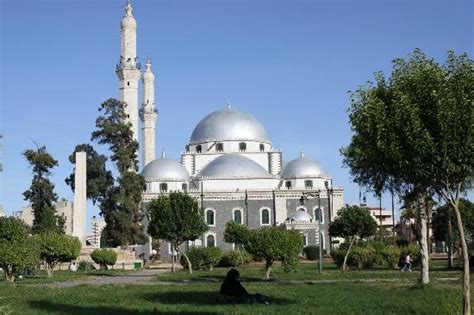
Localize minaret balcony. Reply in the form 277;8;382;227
116;58;141;71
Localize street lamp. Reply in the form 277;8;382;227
300;190;323;273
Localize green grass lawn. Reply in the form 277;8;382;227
0;261;471;314
0;269;128;285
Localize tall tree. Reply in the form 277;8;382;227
342;50;473;313
328;205;377;272
147;191;209;274
23;145;63;233
91;99;146;248
65;143;114;205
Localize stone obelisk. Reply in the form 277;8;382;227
73;151;87;244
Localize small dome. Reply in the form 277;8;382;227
289;211;313;222
121;16;137;29
197;154;272;179
142;158;189;182
190;107;270;144
281;153;327;179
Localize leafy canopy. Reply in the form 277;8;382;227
329;205;377;240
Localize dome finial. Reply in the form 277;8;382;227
125;0;133;16
161;147;166;159
300;147;304;157
145;57;152;71
226;97;231;109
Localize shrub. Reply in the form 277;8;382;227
366;241;386;266
90;249;117;270
219;250;252;267
384;246;401;269
349;246;376;269
181;247;223;271
401;244;420;266
303;246;319;261
331;248;348;269
77;260;94;272
396;238;410;247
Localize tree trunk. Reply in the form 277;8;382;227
342;237;356;273
450;200;471;315
180;250;193;274
264;260;273;280
418;200;429;285
171;248;175;273
447;217;454;269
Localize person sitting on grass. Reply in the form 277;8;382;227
218;268;270;305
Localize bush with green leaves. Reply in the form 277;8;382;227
0;217;40;282
90;248;117;270
400;244;420;267
331;248;347;268
36;231;82;277
303;246;320;261
384;246;402;269
77;260;94;272
219;250;252;267
349;246;376;269
180;247;222;271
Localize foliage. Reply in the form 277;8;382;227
223;221;251;246
349;246;376;269
23;145;63;233
90;99;146;248
36;231;81;276
180;247;222;271
383;246;402;269
330;248;347;268
218;250;252;267
147;191;208;273
0;217;40;282
303;246;319;261
90;249;117;270
395;238;410;247
77;261;94;272
65;143;114;205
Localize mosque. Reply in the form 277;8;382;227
116;1;344;259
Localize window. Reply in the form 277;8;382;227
303;233;308;246
196;145;202;153
233;209;242;224
127;81;130;86
185;145;189;152
159;183;168;192
285;181;292;189
239;142;247;152
206;234;215;247
261;208;270;225
206;209;215;226
259;144;265;152
182;183;187;191
314;207;324;223
305;180;313;189
216;143;224;152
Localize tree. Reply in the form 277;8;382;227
65;143;114;205
91;99;146;248
23;145;63;233
342;50;473;313
147;191;208;274
432;199;474;268
90;249;117;270
329;205;377;272
36;231;81;277
0;217;40;282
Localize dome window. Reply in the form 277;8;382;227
239;142;247;152
305;180;313;189
159;183;168;192
206;209;215;226
233;209;242;224
261;208;270;225
285;181;292;189
259;144;265;152
216;143;224;152
206;234;215;247
196;145;202;153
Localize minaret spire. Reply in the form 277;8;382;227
140;58;158;168
116;0;140;144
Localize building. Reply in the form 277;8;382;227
86;216;106;248
112;1;344;259
360;204;395;229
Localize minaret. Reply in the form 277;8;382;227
116;0;141;142
140;58;158;167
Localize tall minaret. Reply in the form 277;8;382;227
140;59;158;167
116;0;141;142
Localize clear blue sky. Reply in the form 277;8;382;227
0;0;472;228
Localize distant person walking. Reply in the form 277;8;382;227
401;254;413;272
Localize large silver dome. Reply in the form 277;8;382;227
190;107;270;144
289;211;313;222
280;153;327;179
197;154;273;179
142;158;190;182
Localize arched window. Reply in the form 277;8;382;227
206;209;215;226
303;233;308;246
259;144;265;152
196;145;202;153
239;142;247;152
206;234;215;247
285;181;292;189
261;208;270;225
233;209;242;224
182;183;188;191
159;183;168;192
216;143;224;152
297;207;307;212
314;207;324;223
305;180;313;189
